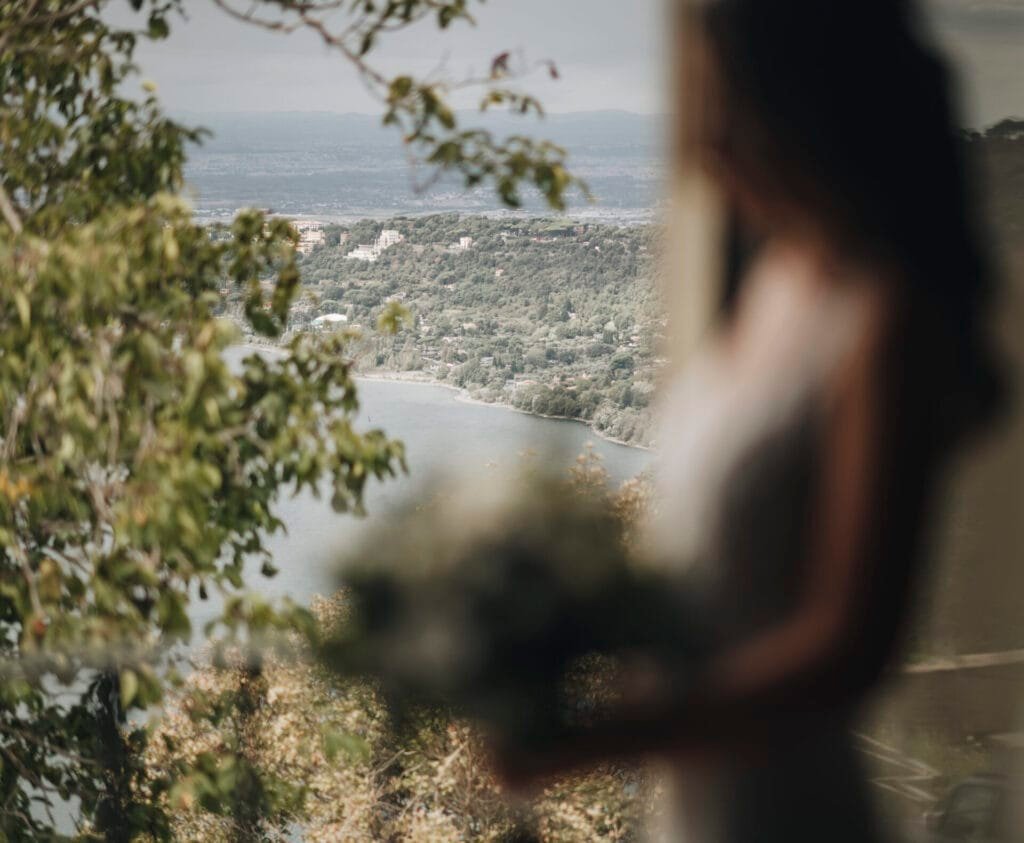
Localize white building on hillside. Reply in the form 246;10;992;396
292;220;327;254
346;229;404;261
346;244;379;262
377;229;404;249
312;313;349;330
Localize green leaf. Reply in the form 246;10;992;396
322;727;370;763
13;290;30;328
376;300;413;334
120;669;139;710
147;14;170;40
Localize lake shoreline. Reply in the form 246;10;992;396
234;343;649;453
355;369;651;452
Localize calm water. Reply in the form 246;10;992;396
193;373;650;627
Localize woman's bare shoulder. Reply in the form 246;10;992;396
821;265;905;414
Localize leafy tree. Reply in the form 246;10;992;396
0;32;400;843
0;1;584;839
609;351;635;376
0;1;589;835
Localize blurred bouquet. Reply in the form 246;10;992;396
321;462;707;747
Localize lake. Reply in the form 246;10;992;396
194;375;651;627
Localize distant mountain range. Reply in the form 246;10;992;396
177;110;1024;227
179;110;667;221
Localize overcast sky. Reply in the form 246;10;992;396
120;0;1024;127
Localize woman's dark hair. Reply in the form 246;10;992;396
696;0;1005;439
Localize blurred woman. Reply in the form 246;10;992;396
493;1;1004;839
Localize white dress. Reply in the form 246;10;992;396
646;272;885;842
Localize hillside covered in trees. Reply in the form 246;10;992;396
287;216;665;447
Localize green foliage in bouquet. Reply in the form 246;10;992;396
324;463;707;749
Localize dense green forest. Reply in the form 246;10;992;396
283;216;664;447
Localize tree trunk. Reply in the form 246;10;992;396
94;671;133;843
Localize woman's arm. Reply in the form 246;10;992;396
699;284;894;708
493;286;902;785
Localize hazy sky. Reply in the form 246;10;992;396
121;0;1024;127
928;0;1024;125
